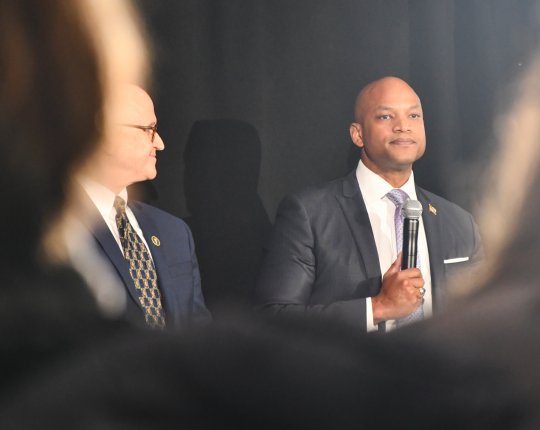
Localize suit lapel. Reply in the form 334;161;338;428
77;191;143;310
335;171;382;281
416;186;444;309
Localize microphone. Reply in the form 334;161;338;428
401;199;423;270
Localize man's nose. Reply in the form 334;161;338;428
393;116;411;132
154;132;165;150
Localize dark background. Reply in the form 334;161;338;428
133;0;539;314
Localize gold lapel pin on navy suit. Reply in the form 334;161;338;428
151;235;161;246
428;203;437;216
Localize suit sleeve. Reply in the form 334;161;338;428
459;210;484;279
186;224;212;324
470;214;484;264
255;194;370;330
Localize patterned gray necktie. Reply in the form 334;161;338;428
114;196;166;329
386;189;424;326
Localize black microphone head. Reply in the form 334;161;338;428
403;199;423;219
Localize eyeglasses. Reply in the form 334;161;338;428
122;123;158;143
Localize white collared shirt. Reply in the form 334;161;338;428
79;178;154;261
356;160;433;331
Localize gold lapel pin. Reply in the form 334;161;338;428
151;235;161;246
428;203;437;216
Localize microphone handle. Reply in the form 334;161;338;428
401;218;419;270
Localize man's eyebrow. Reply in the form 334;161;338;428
374;104;422;111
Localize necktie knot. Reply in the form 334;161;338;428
114;196;127;216
386;189;409;208
114;196;128;246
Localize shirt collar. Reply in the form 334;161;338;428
78;177;128;219
355;159;417;205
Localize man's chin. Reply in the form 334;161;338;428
390;152;424;168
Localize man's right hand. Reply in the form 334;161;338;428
371;255;424;325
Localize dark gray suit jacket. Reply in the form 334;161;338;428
255;170;482;330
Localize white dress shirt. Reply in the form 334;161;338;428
79;178;154;261
356;160;433;332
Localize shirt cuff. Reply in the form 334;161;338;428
366;297;378;332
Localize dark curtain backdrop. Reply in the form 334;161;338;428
133;0;539;314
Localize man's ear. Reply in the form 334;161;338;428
349;122;364;149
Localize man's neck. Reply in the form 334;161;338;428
360;158;412;188
82;171;126;196
79;158;130;196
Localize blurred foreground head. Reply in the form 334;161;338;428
0;0;148;268
454;42;540;297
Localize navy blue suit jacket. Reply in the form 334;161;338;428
83;196;211;328
255;170;483;330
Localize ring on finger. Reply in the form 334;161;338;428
419;287;426;297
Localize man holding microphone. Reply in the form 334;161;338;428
256;76;482;331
